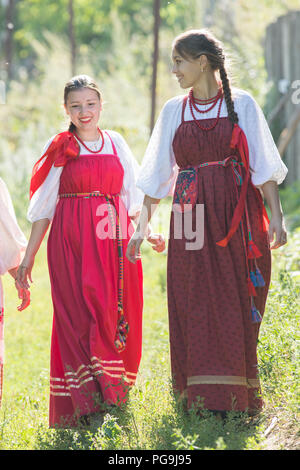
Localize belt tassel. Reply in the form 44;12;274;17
104;195;129;352
255;267;265;287
251;299;262;323
230;162;263;323
247;240;262;259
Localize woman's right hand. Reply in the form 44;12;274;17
16;284;31;311
16;255;35;290
126;233;144;264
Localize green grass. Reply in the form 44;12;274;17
0;225;299;450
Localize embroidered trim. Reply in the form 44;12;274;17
50;357;137;397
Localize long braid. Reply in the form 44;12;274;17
219;66;238;127
68;122;76;133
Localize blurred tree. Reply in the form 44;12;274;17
0;0;199;80
68;0;76;75
150;0;161;133
203;0;218;28
3;0;16;82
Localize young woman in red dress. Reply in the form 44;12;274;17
16;75;165;428
127;30;288;417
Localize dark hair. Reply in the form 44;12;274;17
172;29;238;126
64;75;102;133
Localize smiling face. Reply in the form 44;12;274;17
171;47;208;89
64;87;101;135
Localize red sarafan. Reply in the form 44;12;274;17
48;132;143;427
168;95;271;413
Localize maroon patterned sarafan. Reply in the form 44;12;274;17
167;97;271;413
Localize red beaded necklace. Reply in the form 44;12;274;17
188;87;224;131
74;127;105;153
191;87;222;110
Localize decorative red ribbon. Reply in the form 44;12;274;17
216;123;268;247
216;124;250;247
30;132;80;199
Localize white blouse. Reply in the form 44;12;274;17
136;87;288;199
27;130;145;223
0;178;27;277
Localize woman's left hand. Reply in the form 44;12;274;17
268;215;287;250
147;233;166;253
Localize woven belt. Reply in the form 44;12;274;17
179;155;244;171
59;191;118;199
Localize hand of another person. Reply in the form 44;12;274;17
147;233;166;253
15;281;31;311
16;256;34;290
8;267;31;311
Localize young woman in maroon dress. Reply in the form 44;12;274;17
16;75;164;427
127;30;288;416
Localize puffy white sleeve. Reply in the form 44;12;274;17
27;136;63;223
236;92;288;186
0;178;27;275
110;131;145;217
136;96;183;199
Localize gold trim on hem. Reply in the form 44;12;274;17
187;375;260;388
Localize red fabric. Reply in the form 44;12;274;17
29;132;80;199
168;112;271;413
47;136;143;427
216;123;250;247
